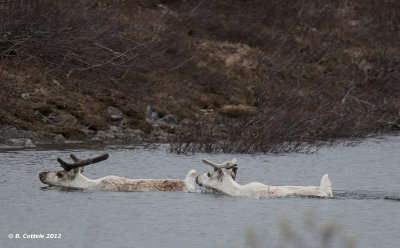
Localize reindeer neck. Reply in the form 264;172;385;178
72;173;99;188
217;177;244;196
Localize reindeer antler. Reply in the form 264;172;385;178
70;154;80;163
57;153;109;171
202;158;237;170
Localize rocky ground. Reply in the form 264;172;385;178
0;106;177;147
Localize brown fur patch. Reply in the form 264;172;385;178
98;177;187;192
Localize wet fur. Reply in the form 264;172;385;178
196;168;332;198
39;169;197;192
98;177;187;192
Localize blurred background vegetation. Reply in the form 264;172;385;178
244;210;357;248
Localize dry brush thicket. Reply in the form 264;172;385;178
169;0;400;153
1;0;399;152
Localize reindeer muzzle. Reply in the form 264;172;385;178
195;176;202;186
39;172;48;183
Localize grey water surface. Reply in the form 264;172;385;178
1;136;399;248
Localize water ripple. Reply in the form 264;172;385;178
333;190;400;201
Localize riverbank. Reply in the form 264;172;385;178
0;106;177;147
1;1;399;152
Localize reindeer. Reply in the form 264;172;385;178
196;158;333;198
39;154;197;192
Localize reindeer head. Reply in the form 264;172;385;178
39;153;108;188
39;167;85;187
195;158;238;189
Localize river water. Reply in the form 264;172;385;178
0;136;399;248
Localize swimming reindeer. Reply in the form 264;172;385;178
39;154;197;192
196;158;333;198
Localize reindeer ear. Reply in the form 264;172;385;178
67;168;80;177
230;167;238;180
231;158;237;165
67;169;76;177
232;167;238;177
79;167;85;174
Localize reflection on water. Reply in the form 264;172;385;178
384;195;400;201
0;136;400;248
333;190;400;200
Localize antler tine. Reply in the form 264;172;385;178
57;154;109;171
224;162;237;169
202;158;218;169
70;154;80;162
202;158;237;170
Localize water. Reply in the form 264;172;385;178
1;136;399;248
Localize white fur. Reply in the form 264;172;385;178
196;167;333;198
183;169;197;190
39;168;197;192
